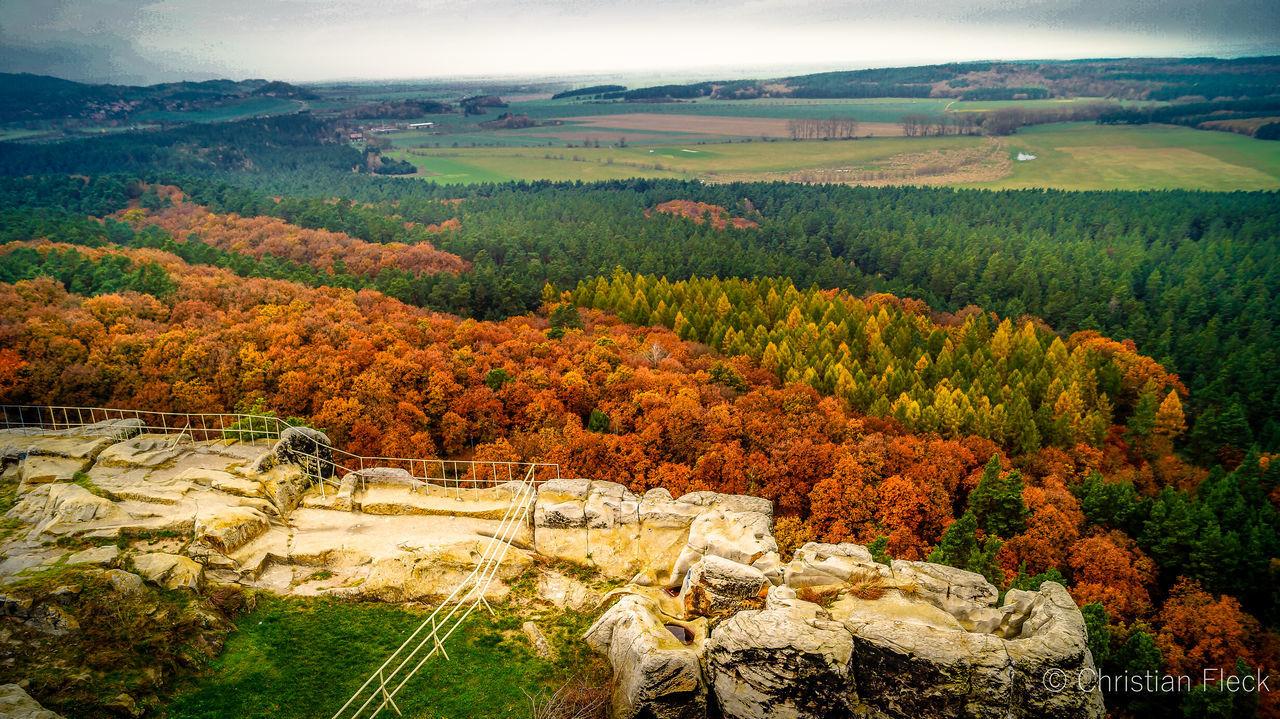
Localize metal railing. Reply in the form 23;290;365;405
0;404;559;491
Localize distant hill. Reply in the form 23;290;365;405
0;73;304;124
616;57;1280;102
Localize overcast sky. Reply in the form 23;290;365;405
2;0;1277;85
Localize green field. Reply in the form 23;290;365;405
387;123;1280;191
970;123;1280;191
164;595;604;719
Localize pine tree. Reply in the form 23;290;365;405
968;454;1029;538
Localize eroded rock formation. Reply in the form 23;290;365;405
0;422;1104;719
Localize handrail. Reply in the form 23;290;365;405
0;404;560;489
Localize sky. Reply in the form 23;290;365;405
1;0;1277;85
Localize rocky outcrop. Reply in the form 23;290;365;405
682;555;767;618
532;479;777;588
587;539;1104;719
8;483;130;538
0;421;1102;719
705;603;856;719
585;593;707;719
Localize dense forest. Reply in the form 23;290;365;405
1;173;1276;460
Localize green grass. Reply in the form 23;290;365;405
163;595;604;719
969;123;1280;191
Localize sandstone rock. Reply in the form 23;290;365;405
177;467;262;498
333;471;359;511
837;581;1104;719
258;464;307;515
97;436;185;467
671;508;778;586
195;505;271;553
705;605;856;719
783;542;891;589
676;491;773;519
1003;582;1106;718
11;483;130;538
585;594;706;719
0;683;65;719
66;545;120;567
890;559;998;609
132;552;204;592
844;612;1013;718
18;456;92;485
348;543;531;604
535;570;596;611
344;466;412;487
683;555;767;619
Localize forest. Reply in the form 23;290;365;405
0;136;1278;717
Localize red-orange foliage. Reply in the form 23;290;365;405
1066;530;1157;621
126;203;468;278
649;200;758;230
1155;578;1259;678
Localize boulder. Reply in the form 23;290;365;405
195;505;271;553
682;555;767;619
104;569;147;599
0;683;65;719
704;605;856;719
585;594;706;719
132;552;204;592
271;426;334;479
670;508;779;586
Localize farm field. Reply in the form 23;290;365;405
389;122;1280;190
968;123;1280;191
386;135;981;184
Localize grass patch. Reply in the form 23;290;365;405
163;595;608;719
71;470;116;501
